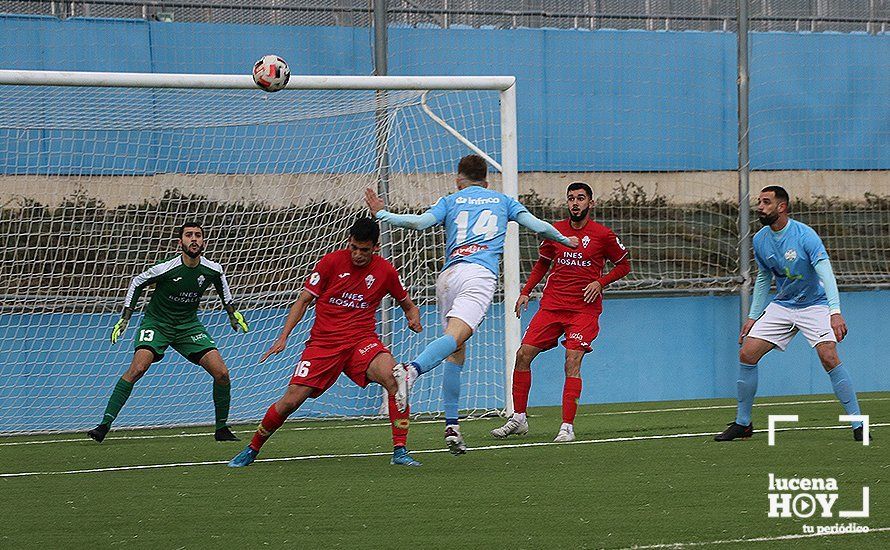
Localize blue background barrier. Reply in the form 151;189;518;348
1;291;886;431
2;16;888;173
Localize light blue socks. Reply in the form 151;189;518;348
411;334;458;375
828;364;862;429
735;363;758;426
442;361;462;426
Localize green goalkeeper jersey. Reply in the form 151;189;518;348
124;256;233;326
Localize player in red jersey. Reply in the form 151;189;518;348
491;182;631;442
229;218;424;468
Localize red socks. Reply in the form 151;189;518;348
388;394;410;447
562;377;582;424
512;369;532;414
249;403;287;451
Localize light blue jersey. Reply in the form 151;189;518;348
753;219;829;309
427;185;529;277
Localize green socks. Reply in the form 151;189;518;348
100;377;135;426
213;382;231;430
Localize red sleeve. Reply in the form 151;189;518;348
387;265;409;302
597;256;631;287
538;239;556;261
603;230;629;264
521;256;552;296
303;254;333;297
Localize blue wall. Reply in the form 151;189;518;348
0;291;887;432
1;16;888;173
524;290;890;409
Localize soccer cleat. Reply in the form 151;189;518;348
853;426;871;442
392;362;415;412
444;425;467;455
553;423;575;443
390;447;422;467
214;426;240;441
714;421;754;441
87;423;110;443
490;416;529;439
227;446;258;468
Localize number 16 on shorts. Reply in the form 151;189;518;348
293;361;310;378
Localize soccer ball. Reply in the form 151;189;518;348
252;55;290;92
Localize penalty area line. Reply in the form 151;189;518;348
618;526;890;548
1;422;886;479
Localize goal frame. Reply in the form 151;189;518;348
0;69;521;417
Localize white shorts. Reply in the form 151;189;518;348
435;262;497;331
747;303;837;351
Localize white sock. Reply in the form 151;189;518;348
512;412;527;423
560;422;573;433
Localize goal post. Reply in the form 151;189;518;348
0;70;519;434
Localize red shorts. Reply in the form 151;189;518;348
289;336;389;398
521;308;600;352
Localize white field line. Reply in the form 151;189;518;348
577;397;890;418
1;422;886;479
618;526;890;549
3;396;886;448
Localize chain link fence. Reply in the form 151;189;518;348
2;0;889;32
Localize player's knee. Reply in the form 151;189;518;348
564;356;583;377
214;368;231;384
738;348;759;366
515;346;534;368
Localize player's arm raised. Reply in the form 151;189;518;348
514;211;578;248
260;290;316;363
365;188;440;230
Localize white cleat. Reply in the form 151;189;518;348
392;363;410;412
553;423;576;443
490;416;529;439
444;425;467;455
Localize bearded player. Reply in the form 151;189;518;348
87;222;250;443
229;218;424;468
491;182;631;442
714;186;866;442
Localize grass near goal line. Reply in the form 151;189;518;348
1;393;887;549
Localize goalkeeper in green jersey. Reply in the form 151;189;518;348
87;222;250;443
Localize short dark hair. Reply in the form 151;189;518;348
761;185;790;208
566;181;593;200
178;222;204;238
349;217;380;244
457;154;487;183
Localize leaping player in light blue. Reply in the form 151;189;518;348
715;185;868;443
365;154;578;454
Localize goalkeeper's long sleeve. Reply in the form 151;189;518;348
747;268;773;320
814;258;841;314
374;210;439;230
514;211;572;246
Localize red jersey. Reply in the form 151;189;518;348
537;219;628;312
303;249;408;344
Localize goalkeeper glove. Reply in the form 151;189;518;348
228;310;249;333
110;317;129;344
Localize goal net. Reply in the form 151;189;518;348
0;71;519;434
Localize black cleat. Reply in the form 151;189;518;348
215;426;240;441
853;426;871;442
714;422;754;441
87;423;110;443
